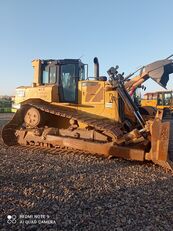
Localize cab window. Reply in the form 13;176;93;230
148;94;153;100
50;66;56;83
42;65;57;84
143;94;148;100
79;65;85;80
153;93;157;100
42;66;49;84
163;92;172;106
157;93;163;105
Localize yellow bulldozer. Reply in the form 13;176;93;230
2;56;173;171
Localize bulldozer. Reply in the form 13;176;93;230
2;56;173;171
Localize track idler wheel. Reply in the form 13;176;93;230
24;107;44;128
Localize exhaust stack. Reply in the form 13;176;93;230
94;57;99;80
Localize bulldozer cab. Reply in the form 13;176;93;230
33;59;87;103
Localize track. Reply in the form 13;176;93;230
30;101;124;139
1;110;23;146
8;144;93;157
2;100;124;147
2;103;173;172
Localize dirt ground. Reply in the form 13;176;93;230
0;113;173;231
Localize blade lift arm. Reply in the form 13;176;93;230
124;56;173;93
107;67;145;128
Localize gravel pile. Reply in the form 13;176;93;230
0;114;173;231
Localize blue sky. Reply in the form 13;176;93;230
1;0;173;95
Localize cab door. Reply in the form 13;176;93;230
59;64;78;103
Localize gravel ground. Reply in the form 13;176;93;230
0;113;173;231
0;113;14;127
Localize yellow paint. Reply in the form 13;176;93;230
141;99;157;107
15;84;59;104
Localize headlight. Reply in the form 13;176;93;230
16;89;25;97
12;103;21;109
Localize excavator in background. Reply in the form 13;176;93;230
2;56;173;171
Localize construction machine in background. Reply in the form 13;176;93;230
141;90;173;110
124;55;173;117
2;56;173;171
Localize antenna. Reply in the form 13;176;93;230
166;54;173;59
79;54;84;60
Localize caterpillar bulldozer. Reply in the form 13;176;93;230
2;56;173;171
